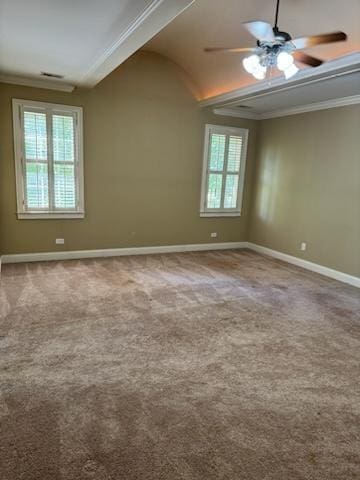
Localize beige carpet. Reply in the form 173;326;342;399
0;249;359;479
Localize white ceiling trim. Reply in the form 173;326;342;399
213;108;260;120
214;94;360;120
200;53;360;108
81;0;194;87
260;94;360;119
81;0;164;83
0;74;75;92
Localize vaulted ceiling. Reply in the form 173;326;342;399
0;0;359;102
144;0;360;99
0;0;193;88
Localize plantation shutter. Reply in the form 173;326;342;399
21;107;78;212
204;128;246;213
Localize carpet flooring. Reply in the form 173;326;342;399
0;249;359;480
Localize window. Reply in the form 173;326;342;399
12;99;84;219
200;124;248;217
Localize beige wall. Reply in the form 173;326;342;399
0;52;257;254
1;51;359;279
249;105;360;277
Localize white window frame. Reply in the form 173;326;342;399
200;124;249;217
12;98;84;219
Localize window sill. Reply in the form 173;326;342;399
200;212;241;218
17;212;85;220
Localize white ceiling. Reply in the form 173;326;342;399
145;0;360;100
0;0;193;88
0;0;359;110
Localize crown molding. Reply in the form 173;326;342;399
81;0;194;87
0;74;75;92
213;107;261;120
260;94;360;119
200;53;360;108
214;94;360;120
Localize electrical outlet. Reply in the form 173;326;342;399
211;232;218;238
56;238;65;245
300;242;306;251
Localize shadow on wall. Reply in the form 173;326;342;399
255;144;280;225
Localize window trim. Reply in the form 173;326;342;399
200;124;249;217
12;98;84;219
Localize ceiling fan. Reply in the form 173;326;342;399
204;0;347;80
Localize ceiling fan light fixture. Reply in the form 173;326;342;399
242;54;260;74
205;0;347;84
284;63;299;79
276;51;293;71
243;54;267;79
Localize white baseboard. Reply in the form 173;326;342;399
1;241;358;289
247;242;360;288
0;242;248;264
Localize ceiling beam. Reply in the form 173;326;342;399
200;53;360;109
214;94;360;120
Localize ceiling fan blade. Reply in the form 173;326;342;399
293;51;323;67
204;47;256;53
243;21;275;42
292;31;347;49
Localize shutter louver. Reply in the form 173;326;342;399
224;135;242;208
23;111;49;208
227;136;242;172
53;115;76;209
207;133;226;209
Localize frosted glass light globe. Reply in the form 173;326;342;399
252;66;266;80
284;63;299;79
243;55;260;74
277;51;294;71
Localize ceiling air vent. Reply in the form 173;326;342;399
40;72;64;79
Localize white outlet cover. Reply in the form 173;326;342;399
300;242;307;251
211;232;218;238
56;238;65;244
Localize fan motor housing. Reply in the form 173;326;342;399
256;28;292;51
273;28;292;42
